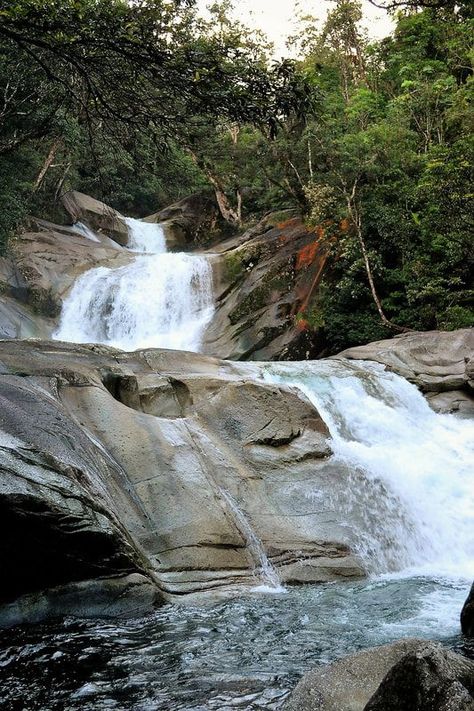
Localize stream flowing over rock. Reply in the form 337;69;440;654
0;339;359;626
338;329;474;416
0;195;332;360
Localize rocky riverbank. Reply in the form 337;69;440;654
0;325;472;627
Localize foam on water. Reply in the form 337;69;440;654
54;219;214;352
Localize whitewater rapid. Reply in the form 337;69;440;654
264;360;474;581
55;218;214;351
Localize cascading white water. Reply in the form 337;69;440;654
263;359;474;580
54;219;214;352
55;217;473;584
124;217;167;253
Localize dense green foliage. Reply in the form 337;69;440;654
0;0;472;351
201;0;473;348
0;0;309;238
303;3;474;346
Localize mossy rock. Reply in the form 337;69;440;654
28;286;61;318
229;261;296;325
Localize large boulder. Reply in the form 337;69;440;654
364;643;474;711
337;329;474;414
144;193;226;250
285;640;474;711
62;190;130;246
0;372;159;626
461;583;474;637
0;339;366;625
203;213;332;361
285;639;423;711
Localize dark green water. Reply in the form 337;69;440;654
0;576;471;711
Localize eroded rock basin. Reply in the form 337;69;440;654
1;576;472;711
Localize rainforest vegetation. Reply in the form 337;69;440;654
0;0;472;350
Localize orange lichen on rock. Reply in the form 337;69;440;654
296;239;320;270
296;317;310;332
276;217;300;230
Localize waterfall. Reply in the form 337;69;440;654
54;219;214;352
124;217;167;253
219;488;284;591
263;359;474;580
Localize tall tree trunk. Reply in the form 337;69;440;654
187;148;241;226
33;137;62;191
345;183;410;333
209;175;241;226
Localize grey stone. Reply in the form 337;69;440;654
364;642;474;711
285;639;426;711
62;190;130;246
461;582;474;637
285;640;474;711
0;339;365;625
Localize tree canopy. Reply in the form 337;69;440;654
0;0;472;351
0;0;309;155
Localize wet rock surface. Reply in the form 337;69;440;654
0;340;363;625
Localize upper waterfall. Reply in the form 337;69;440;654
124;217;167;253
54;219;214;352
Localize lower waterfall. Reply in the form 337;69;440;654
263;359;474;580
54;220;214;352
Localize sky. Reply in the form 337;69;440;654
197;1;394;57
